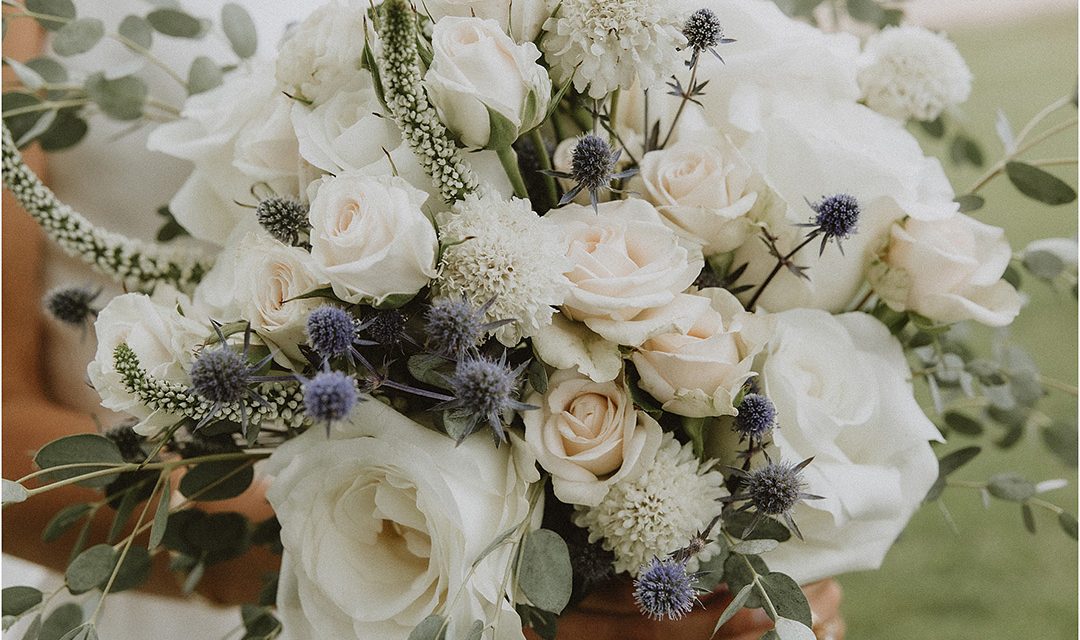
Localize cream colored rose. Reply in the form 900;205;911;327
545;200;704;346
635;134;758;255
425;17;550;149
275;1;369;105
523;369;664;506
308;173;438;305
631;289;772;418
421;0;549;42
87;287;209;436
195;233;325;364
870;213;1022;327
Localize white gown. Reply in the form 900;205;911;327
3;2;322;638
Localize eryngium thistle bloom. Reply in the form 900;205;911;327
439;354;534;445
360;309;409;347
44;286;100;327
302;371;358;424
543;135;638;211
542;0;684;99
189;348;254;405
436;192;569;346
306;306;357;359
256;196;310;247
799;193;861;255
723;457;824;540
424;298;512;356
734;393;776;440
681;8;734;66
573;433;727;575
633;557;697;621
857;25;972;122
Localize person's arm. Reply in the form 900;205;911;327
1;14;277;605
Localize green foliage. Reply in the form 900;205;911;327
1005;161;1078;205
34;434;124;488
712;583;754;637
146;8;206;39
39;603;83;640
221;3;257;59
759;572;811;627
986;473;1037;502
408;615;447;640
925;446;981;502
2;479;29;505
950;135;986;167
187;57;223;95
83;73;148;121
148;479;171;548
25;0;75;31
2;587;42;617
517;605;558;640
178;460;255;501
51;19;104;57
240;605;280;639
65;544;117;594
517;529;573;614
1040;422;1078;467
117;15;153;49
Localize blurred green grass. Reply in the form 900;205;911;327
838;11;1079;640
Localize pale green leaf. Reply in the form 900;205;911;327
221;3;257;58
25;0;75;31
146;8;205;38
34;434;124;488
711;583;754;638
84;73;147;121
408;615;447;640
518;529;573;614
2;480;28;505
2;587;42;617
65;544;117;594
187;56;223;95
117;15;153;49
51;18;104;57
1006;161;1077;205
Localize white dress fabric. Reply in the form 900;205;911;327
3;2;322;638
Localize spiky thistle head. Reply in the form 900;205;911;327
633;557;698;621
722;457;824;540
811;193;860;240
302;370;358;425
44;286;100;327
545;134;637;212
361;309;410;347
439;354;534;444
256;196;309;246
189;348;253;405
306;306;357;359
734;393;777;441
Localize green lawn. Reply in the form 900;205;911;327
838;12;1079;640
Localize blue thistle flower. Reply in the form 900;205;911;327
302;371;358;427
734;393;777;441
360;309;412;347
542;134;637;212
256;195;309;247
633;557;698;621
306;306;358;359
437;354;535;445
722;457;824;540
798;193;861;255
423;298;512;356
190;348;254;405
681;8;736;66
44;285;100;327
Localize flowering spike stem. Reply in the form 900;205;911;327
113;343;310;431
376;0;478;203
1;123;213;294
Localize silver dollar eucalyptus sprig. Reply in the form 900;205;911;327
112;343;310;430
376;0;478;202
1;123;213;294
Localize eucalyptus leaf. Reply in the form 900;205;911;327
407;354;454;390
723;553;768;610
955;194;985;212
57;624;97;640
760;573;812;627
462;620;484;640
51;18;104;57
117;15;153;49
918;117;945;138
25;0;75;31
1021;503;1037;534
527;359;548;394
34;434;125;488
1023;249;1067;280
111;546;152;593
950;135;984;167
711;583;754;637
995;109;1016;152
146;8;205;38
986;473;1037;502
106;483;142;544
65;544;117;594
25;56;68;84
518;529;573;614
2;480;28;505
1040;422;1078;467
441;411;478;444
178;460;254;501
943;411;983;436
5;58;46;90
846;0;884;23
731;539;779;556
925;446;981;502
39;603;82;640
408;615;447;640
84;73;147;121
38;110;88;151
3;93;46;146
222;3;257;59
773;617;816;640
19;614;42;640
149;479;171;548
2;587;42;617
1058;512;1078;539
187;56;223;95
1006;161;1077;205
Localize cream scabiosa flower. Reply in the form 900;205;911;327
573;433;726;575
435;191;570;346
542;0;685;99
857;26;972;122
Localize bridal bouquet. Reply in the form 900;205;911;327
2;0;1077;639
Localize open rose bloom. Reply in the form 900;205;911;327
1;1;1074;639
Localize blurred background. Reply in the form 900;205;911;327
838;2;1079;638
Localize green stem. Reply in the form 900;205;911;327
528;128;558;207
496;145;529;199
607;88;620;143
659;59;699;149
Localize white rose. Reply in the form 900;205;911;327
729;98;957;312
753;310;942;584
87;287;209;435
194;232;326;364
523;369;664;506
147;61;300;245
545;200;704;346
308;173;438;305
421;0;549;42
870;214;1022;327
425;17;551;149
275;1;370;105
267;400;538;640
634;132;759;255
632;289;772;418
